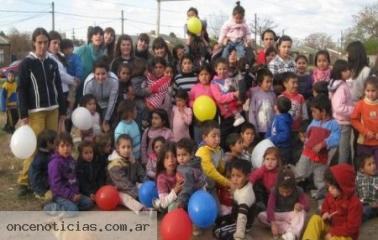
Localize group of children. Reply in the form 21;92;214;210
2;1;378;239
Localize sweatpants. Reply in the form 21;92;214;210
302;215;352;240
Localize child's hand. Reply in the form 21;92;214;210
174;179;184;194
90;194;96;201
312;143;323;153
322;212;331;220
366;131;375;139
271;222;279;236
294;203;303;212
222;37;229;46
73;194;81;202
233;91;240;98
325;233;332;240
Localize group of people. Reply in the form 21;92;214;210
2;1;378;239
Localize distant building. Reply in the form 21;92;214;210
0;35;11;67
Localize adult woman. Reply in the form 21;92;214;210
152;37;173;65
110;34;135;74
83;61;119;132
135;33;152;61
104;27;116;60
17;27;66;195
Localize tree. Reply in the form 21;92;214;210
304;33;336;50
207;13;228;39
7;28;32;60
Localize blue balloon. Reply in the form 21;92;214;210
138;181;158;208
188;190;218;228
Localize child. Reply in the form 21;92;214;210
29;129;57;201
351;76;378;167
240;122;257;162
218;1;251;59
146;137;166;179
295;54;312;100
356;154;378;221
249;147;280;210
172;89;192;142
312;80;329;97
0;70;18;133
248;68;276;137
295;95;340;200
117;63;133;102
303;164;363;240
107;134;145;211
312;50;331;83
154;142;184;211
76;141;98;201
266;96;293;164
141;109;174;165
258;166;309;240
114;100;141;160
256;29;277;65
265;46;277;66
328;59;354;164
176;138;206;208
173;54;198;95
76;94;101;142
172;44;185;73
44;133;94;215
94;133;112;187
211;58;245;131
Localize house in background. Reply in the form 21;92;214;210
0;35;11;67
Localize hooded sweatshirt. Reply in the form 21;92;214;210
329;79;354;125
321;164;362;240
265;113;293;148
218;17;252;44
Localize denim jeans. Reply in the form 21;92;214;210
222;41;245;59
338;125;352;164
44;196;94;217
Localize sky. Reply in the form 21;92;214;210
0;0;375;43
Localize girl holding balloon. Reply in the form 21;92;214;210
76;94;101;142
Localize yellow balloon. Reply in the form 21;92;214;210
187;17;202;35
193;96;217;122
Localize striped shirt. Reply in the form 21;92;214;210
173;72;198;94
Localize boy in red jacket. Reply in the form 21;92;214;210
302;163;362;240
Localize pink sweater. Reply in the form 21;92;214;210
210;76;238;118
188;83;213;107
172;106;192;142
141;127;173;164
329;80;354;125
218;18;252;44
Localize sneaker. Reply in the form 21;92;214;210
17;185;32;197
282;232;295;240
233;115;245;127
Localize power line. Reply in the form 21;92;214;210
0;13;48;28
0;9;49;13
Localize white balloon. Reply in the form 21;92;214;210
251;139;275;168
10;125;37;159
71;107;92;130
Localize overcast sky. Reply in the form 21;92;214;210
0;0;375;42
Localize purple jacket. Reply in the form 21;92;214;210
48;152;79;201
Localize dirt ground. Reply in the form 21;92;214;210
0;113;377;240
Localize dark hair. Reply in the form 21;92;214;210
265;46;277;57
263;147;282;167
91;26;104;37
232;1;245;17
131;58;147;77
295;54;308;63
176;138;195;155
282;72;298;83
80;94;97;107
116;134;133;146
231;158;251;175
277;35;292;48
357;153;375;170
175;89;188;101
311;94;332;115
331;59;350;80
156;142;177;178
226;133;242;148
313;81;329;97
152;136;166;153
214;57;228;69
138;33;150;44
346;41;368;79
198;63;213;77
48;30;62;42
261;29;277;41
180;54;193;67
60;38;74;50
32;28;50;44
54;132;73;148
117;99;136;121
324;168;340;190
115;35;134;58
172;44;185;60
276;96;291;113
314;50;331;67
149;57;167;71
152;37;170;56
93;60;109;72
240;122;256;134
117;63;132;76
78;140;94;158
276;166;296;190
364;76;378;90
256;68;273;85
151;108;170;128
95;133;112;155
201;120;220;137
37;129;57;149
104;27;116;58
187;7;198;16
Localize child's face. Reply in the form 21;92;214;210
215;63;228;79
176;147;191;165
228;50;238;64
311;107;324;120
62;47;73;56
181;58;193;74
91;33;104;47
137;39;148;51
49;39;60;54
233;13;244;24
57;142;72;158
153;63;165;78
187;10;197;18
203;128;221;149
316;54;329;71
231;168;248;189
85;99;97;115
81;146;94;162
117;139;133;159
278;186;293;198
365;84;378;101
278;40;292;58
296;58;307;74
198;70;211;85
163;151;177;173
154;47;166;58
120;40;132;57
7;72;15;82
361;157;377;176
151;113;163;129
176;48;185;60
241;129;255;147
266;52;276;64
263;32;275;49
94;67;108;83
176;98;186;109
230;138;244;156
164;67;174;78
327;184;341;198
341;69;351;80
260;76;273;92
264;153;278;170
153;141;164;155
283;77;298;93
118;67;131;82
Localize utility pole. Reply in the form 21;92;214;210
72;28;75;41
340;30;344;50
51;1;55;30
254;13;257;47
156;0;189;36
121;10;125;35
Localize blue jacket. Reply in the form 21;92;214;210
66;53;83;80
114;120;141;160
266;113;293;148
28;149;51;195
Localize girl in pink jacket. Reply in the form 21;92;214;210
328;59;354;164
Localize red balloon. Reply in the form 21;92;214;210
160;208;192;240
95;185;120;210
